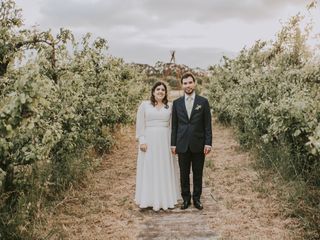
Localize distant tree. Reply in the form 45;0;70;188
0;0;75;81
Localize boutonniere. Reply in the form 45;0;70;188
195;104;202;110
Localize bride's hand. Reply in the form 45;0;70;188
140;144;147;152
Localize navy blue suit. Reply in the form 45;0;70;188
171;94;212;201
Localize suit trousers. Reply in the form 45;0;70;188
178;147;205;202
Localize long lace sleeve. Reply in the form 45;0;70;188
136;101;146;145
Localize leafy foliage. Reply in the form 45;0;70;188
0;1;147;239
207;13;320;239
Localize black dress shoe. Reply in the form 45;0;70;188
180;200;191;210
193;200;203;210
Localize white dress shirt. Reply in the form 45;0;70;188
184;92;196;108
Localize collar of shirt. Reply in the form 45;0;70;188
184;92;195;102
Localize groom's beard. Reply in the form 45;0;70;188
184;89;194;95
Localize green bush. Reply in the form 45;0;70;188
0;25;147;240
207;14;320;239
166;77;180;89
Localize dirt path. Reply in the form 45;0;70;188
136;183;218;239
40;122;299;240
204;123;298;239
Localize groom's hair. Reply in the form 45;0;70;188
180;72;195;84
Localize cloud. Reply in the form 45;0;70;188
35;0;307;30
20;0;308;51
14;0;310;68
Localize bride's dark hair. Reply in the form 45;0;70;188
150;81;169;107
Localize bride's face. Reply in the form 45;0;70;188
153;85;166;101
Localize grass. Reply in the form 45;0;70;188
252;143;320;240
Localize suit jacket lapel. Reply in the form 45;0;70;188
180;96;189;119
190;95;199;119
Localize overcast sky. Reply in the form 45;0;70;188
14;0;319;69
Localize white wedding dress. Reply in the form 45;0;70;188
135;101;180;211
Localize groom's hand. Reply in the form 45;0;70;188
204;145;211;155
171;146;176;155
139;144;147;152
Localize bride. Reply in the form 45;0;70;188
135;81;180;211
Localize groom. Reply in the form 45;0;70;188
171;72;212;210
